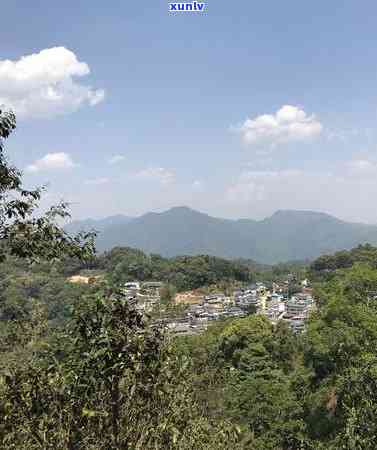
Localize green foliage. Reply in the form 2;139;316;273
0;257;94;323
176;255;377;448
303;263;377;446
0;291;239;449
175;316;308;449
160;284;177;304
101;247;253;291
309;244;377;280
332;355;377;449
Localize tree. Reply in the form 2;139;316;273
0;109;96;324
0;109;95;264
332;355;377;449
245;304;257;315
160;283;176;305
0;289;239;449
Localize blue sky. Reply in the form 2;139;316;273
1;0;377;222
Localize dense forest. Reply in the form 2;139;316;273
2;111;377;448
99;247;253;290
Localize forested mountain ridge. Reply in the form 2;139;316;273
67;207;377;264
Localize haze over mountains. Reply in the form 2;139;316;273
65;215;134;236
65;207;377;264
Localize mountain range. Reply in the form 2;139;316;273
65;207;377;264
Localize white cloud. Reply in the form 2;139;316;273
192;180;204;191
108;154;125;165
85;177;110;186
134;167;175;185
235;105;322;147
0;47;105;118
25;152;76;173
346;159;377;176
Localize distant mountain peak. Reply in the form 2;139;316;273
269;209;338;221
272;209;328;216
70;206;377;264
165;206;205;215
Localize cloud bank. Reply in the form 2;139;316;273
0;47;105;118
108;155;126;165
236;105;322;147
26;152;77;173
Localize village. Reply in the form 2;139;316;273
117;277;315;336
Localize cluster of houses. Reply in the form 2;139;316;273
174;281;314;335
68;268;315;335
121;281;163;312
283;292;315;333
118;277;315;336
